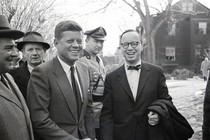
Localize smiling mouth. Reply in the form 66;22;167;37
31;57;40;60
70;50;79;53
127;52;135;55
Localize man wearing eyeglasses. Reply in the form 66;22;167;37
100;29;172;140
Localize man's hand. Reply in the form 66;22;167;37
148;111;159;126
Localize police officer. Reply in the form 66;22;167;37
79;27;107;140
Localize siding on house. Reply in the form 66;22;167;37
155;0;210;74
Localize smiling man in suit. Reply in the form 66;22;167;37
27;20;95;140
100;29;172;140
0;14;34;140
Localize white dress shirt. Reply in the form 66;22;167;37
27;64;34;73
125;61;141;101
57;56;83;101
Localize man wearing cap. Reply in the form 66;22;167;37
79;27;107;140
0;15;34;140
10;31;50;99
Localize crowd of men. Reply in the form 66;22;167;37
0;14;196;140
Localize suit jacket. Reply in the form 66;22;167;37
27;56;95;140
100;61;172;140
0;73;34;140
10;62;30;99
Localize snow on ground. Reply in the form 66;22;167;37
166;78;206;140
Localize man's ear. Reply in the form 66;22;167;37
85;38;88;43
54;38;58;46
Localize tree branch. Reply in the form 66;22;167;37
133;0;146;23
82;0;114;16
122;0;138;13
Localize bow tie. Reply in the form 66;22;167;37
127;65;141;70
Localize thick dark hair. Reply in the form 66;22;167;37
54;20;83;39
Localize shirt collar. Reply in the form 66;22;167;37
82;49;100;63
125;60;142;70
27;64;34;73
57;55;76;74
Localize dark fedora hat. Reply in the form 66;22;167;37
0;15;24;39
17;31;50;51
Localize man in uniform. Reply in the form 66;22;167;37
79;27;107;140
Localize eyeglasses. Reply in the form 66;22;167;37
120;42;140;49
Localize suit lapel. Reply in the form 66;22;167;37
53;57;78;121
117;65;134;101
76;62;89;121
136;62;150;99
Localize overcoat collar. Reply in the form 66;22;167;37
15;62;30;84
0;75;23;109
0;73;34;139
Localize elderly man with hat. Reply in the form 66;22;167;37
0;15;34;140
10;31;50;99
79;26;107;140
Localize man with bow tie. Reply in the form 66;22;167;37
100;29;172;140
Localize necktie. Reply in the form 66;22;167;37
127;65;141;70
70;66;82;116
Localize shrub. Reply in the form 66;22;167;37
171;68;194;80
165;73;172;80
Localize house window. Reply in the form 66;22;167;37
168;23;176;36
195;44;201;57
165;47;175;61
182;2;193;11
188;3;193;11
182;3;187;11
199;22;207;34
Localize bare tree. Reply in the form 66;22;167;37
0;0;60;60
0;0;56;32
80;0;173;63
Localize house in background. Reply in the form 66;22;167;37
155;0;210;74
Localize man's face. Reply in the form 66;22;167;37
120;31;143;65
86;37;104;55
54;31;83;66
0;38;18;74
22;43;46;67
